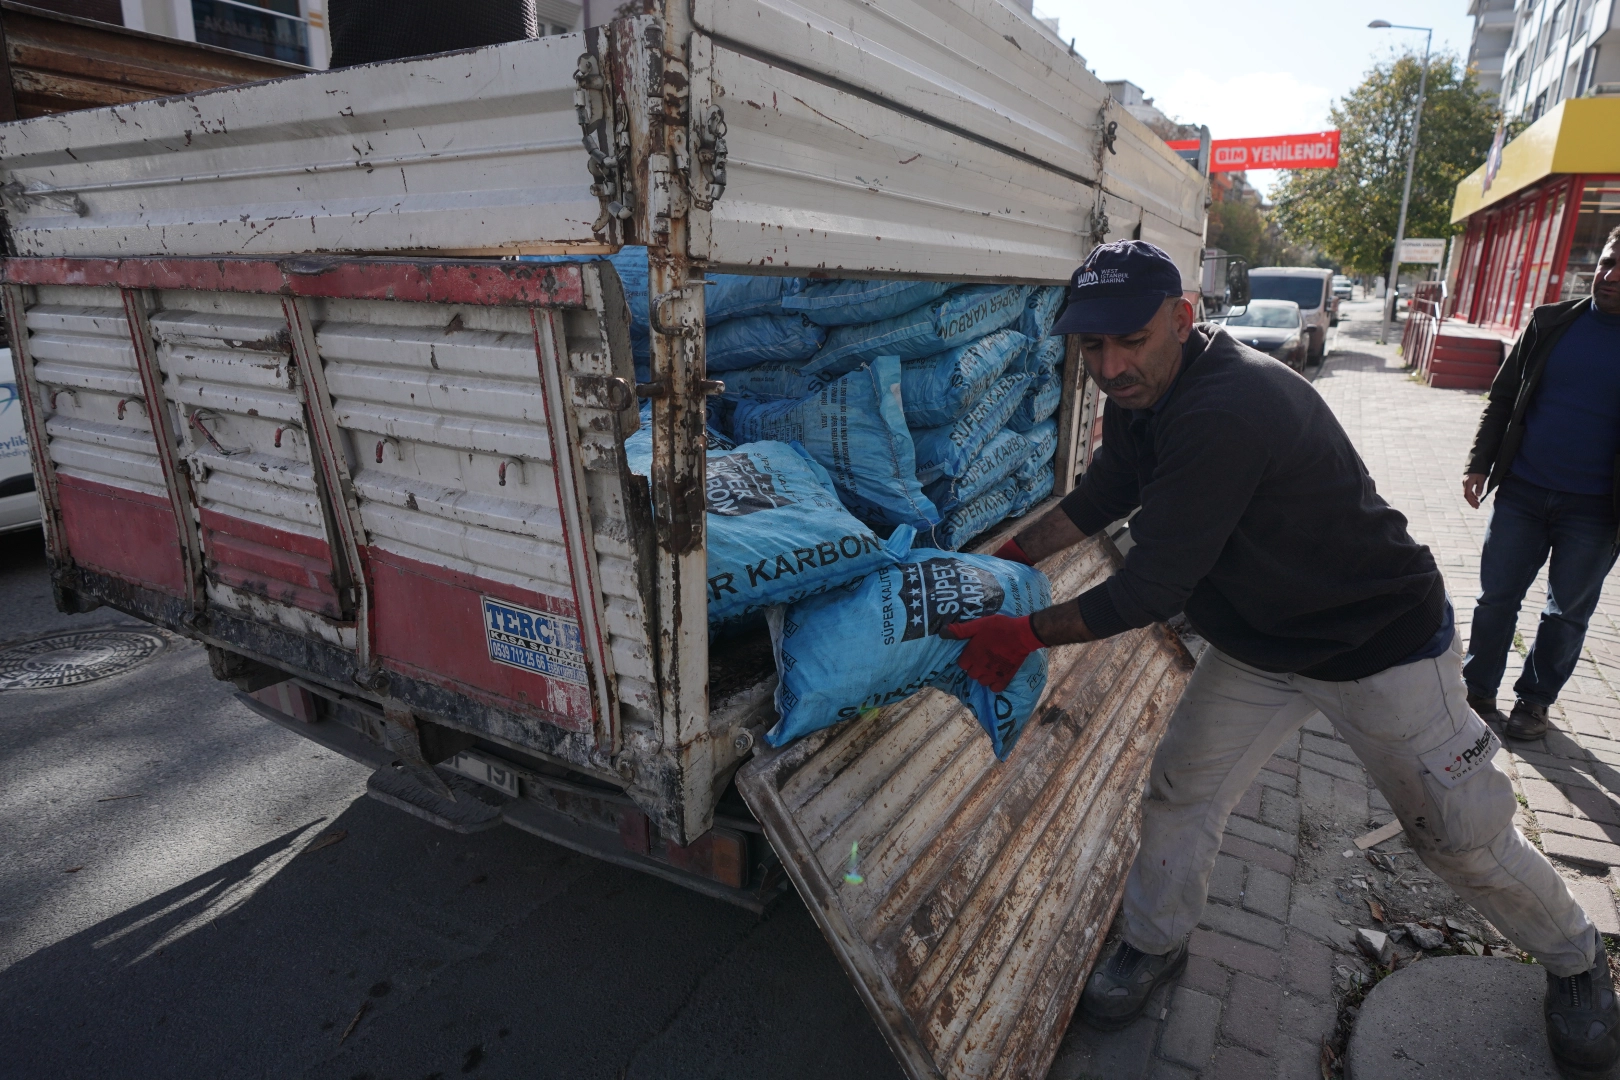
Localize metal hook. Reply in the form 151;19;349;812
116;396;146;420
190;410;247;456
273;420;303;449
374;437;399;464
497;459;523;487
48;387;79;410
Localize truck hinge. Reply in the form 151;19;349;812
574;48;633;241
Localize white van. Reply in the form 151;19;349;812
0;349;42;533
1248;267;1336;364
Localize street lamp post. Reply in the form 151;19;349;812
1370;20;1433;346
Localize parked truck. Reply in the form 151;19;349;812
0;5;1205;1077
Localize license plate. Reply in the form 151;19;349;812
442;751;521;797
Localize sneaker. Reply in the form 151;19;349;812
1079;938;1188;1031
1467;693;1508;726
1546;954;1620;1077
1507;699;1551;741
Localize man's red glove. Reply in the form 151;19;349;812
994;537;1034;566
942;614;1046;692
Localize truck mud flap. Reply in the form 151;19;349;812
735;533;1194;1080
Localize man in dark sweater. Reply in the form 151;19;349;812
1462;227;1620;742
944;241;1615;1076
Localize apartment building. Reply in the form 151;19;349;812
1468;0;1516;95
1487;0;1619;121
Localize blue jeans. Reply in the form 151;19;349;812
1463;474;1619;706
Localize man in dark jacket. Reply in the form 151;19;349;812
944;240;1616;1076
1462;227;1620;741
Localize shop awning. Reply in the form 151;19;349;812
1451;97;1620;223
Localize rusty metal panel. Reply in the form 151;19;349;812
0;35;599;258
145;288;353;642
302;263;651;754
4;281;197;594
736;531;1194;1080
0;1;304;121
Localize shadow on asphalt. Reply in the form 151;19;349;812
0;781;900;1080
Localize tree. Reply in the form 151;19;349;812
1269;51;1501;277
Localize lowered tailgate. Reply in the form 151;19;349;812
736;531;1193;1080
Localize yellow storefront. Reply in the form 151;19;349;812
1449;97;1620;333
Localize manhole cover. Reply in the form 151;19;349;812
0;628;165;690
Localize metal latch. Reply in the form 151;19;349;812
691;105;728;211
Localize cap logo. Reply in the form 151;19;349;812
1075;268;1129;287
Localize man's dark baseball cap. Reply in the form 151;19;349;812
1049;240;1185;336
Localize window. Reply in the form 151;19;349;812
1511;54;1526;93
1575;0;1593;37
191;0;309;65
1562;179;1620;300
1549;2;1566;55
1248;276;1326;311
1533;88;1549;119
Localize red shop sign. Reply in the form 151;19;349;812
1165;130;1340;173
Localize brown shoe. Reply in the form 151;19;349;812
1507;699;1550;741
1467;693;1508;726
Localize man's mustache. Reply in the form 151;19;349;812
1094;371;1141;392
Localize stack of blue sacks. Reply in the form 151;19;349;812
539;250;1070;757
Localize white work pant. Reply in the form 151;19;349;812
1122;635;1598;977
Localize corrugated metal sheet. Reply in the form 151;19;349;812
147;289;352;641
737;531;1195;1080
0;1;305;121
688;0;1204;279
0;34;599;257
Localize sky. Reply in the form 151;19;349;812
1035;0;1480;192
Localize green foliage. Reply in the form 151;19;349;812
1270;51;1502;276
1207;198;1263;266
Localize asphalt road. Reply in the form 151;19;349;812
0;529;901;1080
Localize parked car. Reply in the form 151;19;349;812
0;350;42;534
1332;274;1353;301
1248;266;1335;362
1218;300;1307;370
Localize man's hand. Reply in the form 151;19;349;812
942;614;1045;692
1463;472;1487;509
1008;505;1088;564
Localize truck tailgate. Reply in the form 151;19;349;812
737;532;1193;1080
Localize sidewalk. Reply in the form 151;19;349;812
1052;302;1620;1080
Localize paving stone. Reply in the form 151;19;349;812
1541;831;1620;868
1200;901;1287;949
1282;931;1335;1001
1299;748;1364;783
1303;731;1360;765
1188;928;1281;979
1208;853;1245;904
1273;1035;1323;1080
1050;1012;1157;1080
1220;972;1281;1053
1345;956;1559;1079
1232;784;1263;822
1260;788;1301;833
1224;813;1298;856
1242;864;1291;921
1157;986;1221;1070
1211;1044;1270;1080
1263;756;1299;778
1534;812;1620;844
1286;891;1357;952
1513;746;1593;769
1145;1060;1197;1080
1255;767;1297;795
1368;785;1393;814
1304;712;1334;737
1563;874;1620;935
1280;988;1337;1043
1218;834;1295;878
1180;953;1230;996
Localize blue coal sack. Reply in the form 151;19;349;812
781;278;955;326
803;284;1031;380
625;436;904;626
900;329;1028;428
728;356;940;532
706;313;827;372
911;372;1031;483
766;542;1052;760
